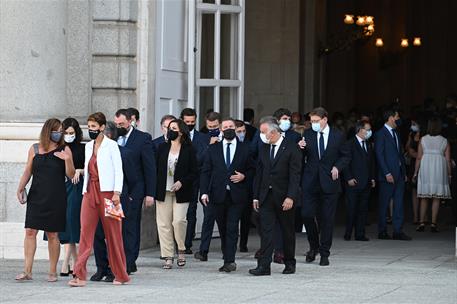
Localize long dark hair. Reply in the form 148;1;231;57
168;119;191;145
62;117;83;144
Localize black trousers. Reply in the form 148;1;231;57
94;195;142;271
209;192;244;263
185;181;200;249
258;191;296;267
199;201;226;255
345;186;371;238
302;188;339;258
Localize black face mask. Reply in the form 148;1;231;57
208;128;220;137
167;129;179;141
223;128;236;140
187;124;195;132
117;127;128;137
88;129;101;140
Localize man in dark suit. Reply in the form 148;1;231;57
249;108;302;263
374;108;412;241
200;118;255;272
194;112;226;261
152;115;176;158
343;120;375;241
300;107;350;266
249;117;302;276
180;108;210;254
243;108;258;142
91;109;156;281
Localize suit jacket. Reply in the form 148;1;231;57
301;127;350;194
250;128;301;159
244;123;257;142
342;136;375;190
152;135;166;159
191;130;210;169
83;136;123;194
374;126;406;182
253;137;302;205
120;128;156;200
156;142;198;203
200;140;255;205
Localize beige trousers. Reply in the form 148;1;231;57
156;191;189;258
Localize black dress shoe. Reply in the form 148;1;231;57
305;249;318;263
378;232;392;240
219;262;237;273
249;266;271;276
392;232;412;241
239;246;248;253
355;236;370;241
343;234;351;241
126;263;137;275
319;256;329;266
194;251;208;261
104;271;115;283
282;265;296;274
184;248;193;254
90;269;107;282
131;263;137;273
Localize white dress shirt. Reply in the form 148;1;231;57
356;135;366;151
189;129;195;141
270;135;284;159
223;138;237;165
317;124;330;158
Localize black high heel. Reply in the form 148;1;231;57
430;223;439;233
60;265;72;277
416;223;425;232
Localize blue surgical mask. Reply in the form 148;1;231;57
51;131;62;143
208;128;220;137
365;130;372;140
311;122;321;133
279;119;291;132
237;132;246;142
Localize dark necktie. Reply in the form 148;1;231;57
392;130;399;152
362;140;368;153
226;143;231;168
270;144;276;162
319;132;325;159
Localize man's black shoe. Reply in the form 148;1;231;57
343;234;351;241
305;249;318;263
319;256;329;266
194;251;208;261
184;248;193;254
249;266;271;276
282;265;296;274
355;236;370;241
239;246;248;253
104;271;115;282
393;232;412;241
378;232;392;240
219;263;237;273
89;269;106;282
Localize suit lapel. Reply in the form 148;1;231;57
125;128;137;147
321;128;333;160
271;139;287;168
229;141;241;170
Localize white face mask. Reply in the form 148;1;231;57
64;134;76;143
410;125;419;132
260;133;270;144
131;120;137;128
311;122;321;133
365;130;372;140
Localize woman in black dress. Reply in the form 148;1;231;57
58;118;85;276
16;118;75;282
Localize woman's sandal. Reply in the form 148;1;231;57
162;258;173;269
416;223;425;232
430;223;439;233
15;272;32;282
68;277;86;287
47;273;58;282
113;280;130;285
177;251;186;267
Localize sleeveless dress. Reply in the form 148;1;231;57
417;135;451;199
25;144;67;232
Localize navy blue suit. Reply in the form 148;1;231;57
342;136;375;239
94;128;156;272
301;127;350;257
200;140;255;263
184;130;210;249
374;125;407;234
